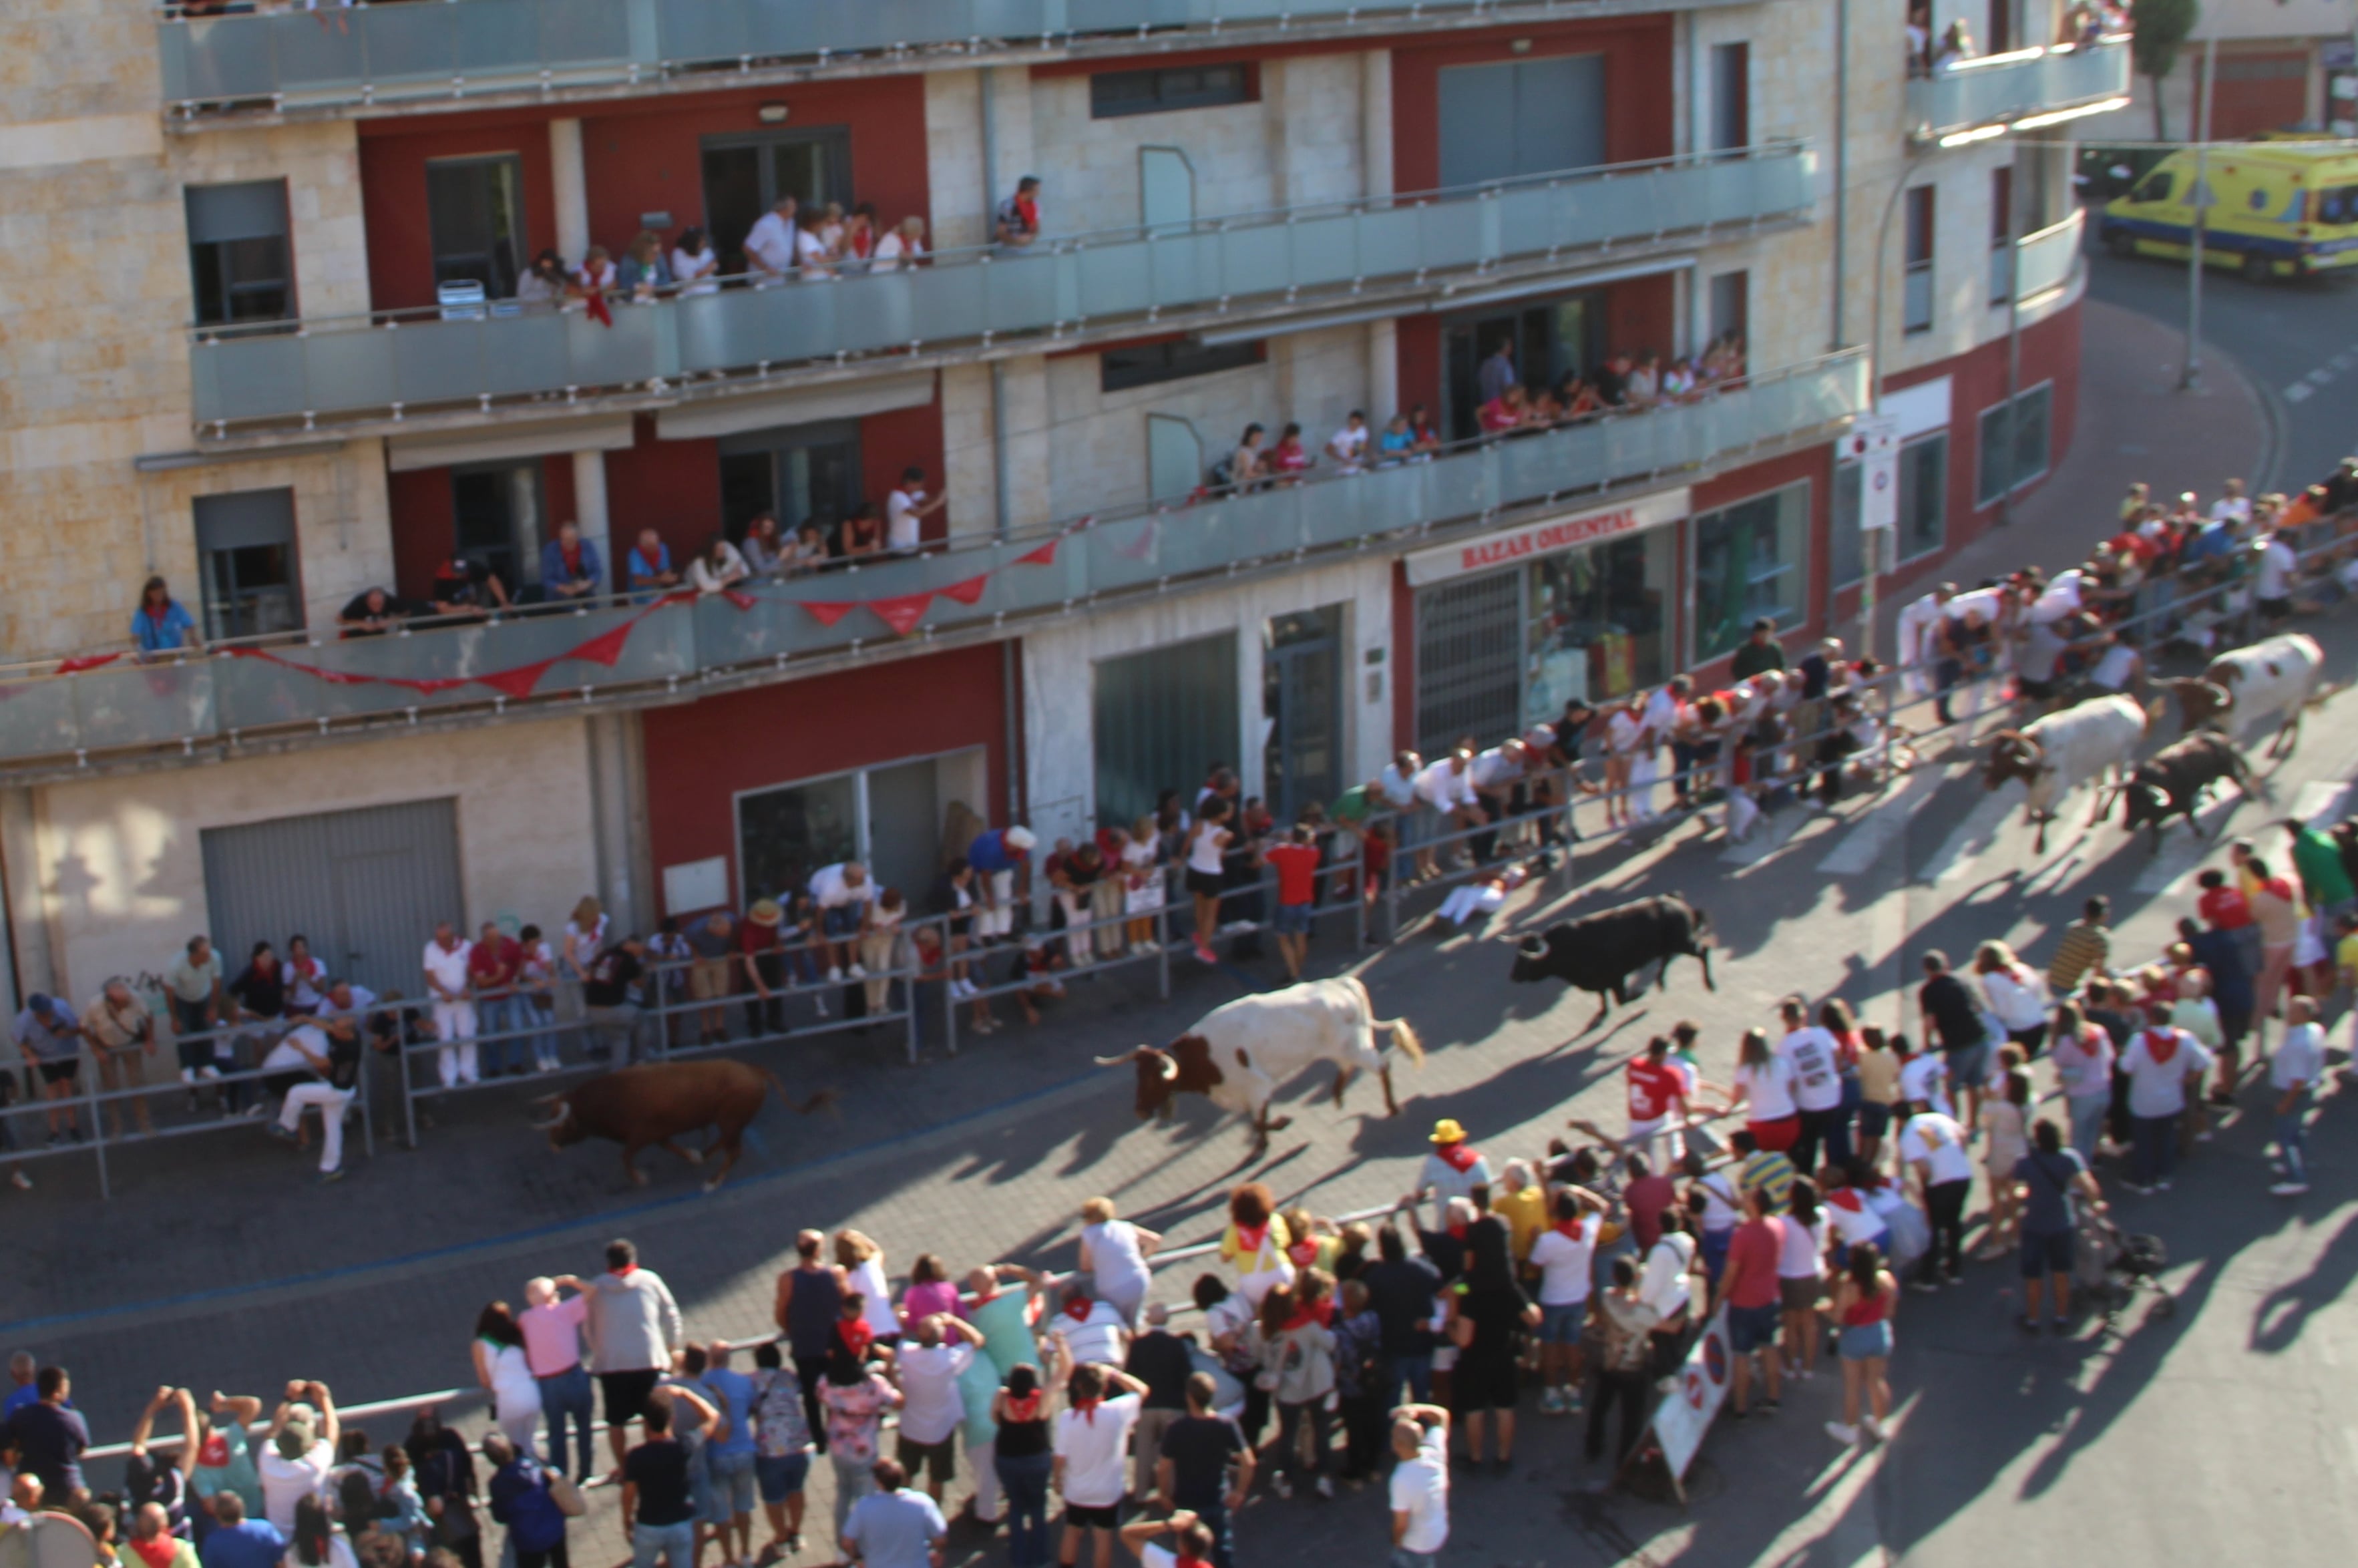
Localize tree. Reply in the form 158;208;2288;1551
2132;0;2201;140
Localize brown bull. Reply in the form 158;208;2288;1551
532;1058;834;1191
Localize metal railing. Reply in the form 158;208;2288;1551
0;351;1869;771
158;0;1760;118
187;144;1815;434
1906;35;2130;137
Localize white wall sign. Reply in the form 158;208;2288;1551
1403;487;1692;587
1649;1305;1734;1486
1852;413;1901;533
662;855;730;915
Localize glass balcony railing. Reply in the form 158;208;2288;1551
188;144;1815;436
17;351;1865;771
1907;37;2130;138
2010;208;2083;303
160;0;1718;116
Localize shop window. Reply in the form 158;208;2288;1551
194;487;301;639
1091;63;1255;118
1692;481;1810;664
736;749;985;914
1102;338;1263;393
185;180;292;328
1975;383;2051;507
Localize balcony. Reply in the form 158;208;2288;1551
1907;37;2130;140
189;144;1816;439
160;0;1757;120
2009;208;2083;303
15;352;1865;773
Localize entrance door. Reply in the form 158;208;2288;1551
863;759;941;910
1264;608;1344;824
450;461;544;592
716;419;863;545
700;129;853;277
1093;634;1239;830
200;799;464;997
1443;295;1593;439
425;155;526;300
1435;55;1608;187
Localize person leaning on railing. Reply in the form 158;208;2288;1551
131;576;200;662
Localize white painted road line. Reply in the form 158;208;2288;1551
1721;800;1814;867
1921;788;2020;885
2286;383;2315;403
1818;769;1948;875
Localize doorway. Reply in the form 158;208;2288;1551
1093;634;1239;830
735;749;986;909
700;128;853;277
716;419;863;545
1263;607;1344;825
450;461;545;592
1442;293;1597;439
426;155;526;300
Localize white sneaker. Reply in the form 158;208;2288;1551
825;965;843;983
2271;1180;2311;1195
1863;1415;1888;1441
847;963;867;979
1315;1475;1334;1499
8;1169;29;1191
1825;1421;1860;1444
813;997;829;1018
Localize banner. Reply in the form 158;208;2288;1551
1648;1305;1732;1487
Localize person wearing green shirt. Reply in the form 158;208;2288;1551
958;1264;1044;1529
1729;618;1788;680
2284;820;2357;925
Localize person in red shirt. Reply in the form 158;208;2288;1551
1263;827;1323;982
468;919;525;1078
1623;1035;1691;1166
2196;865;2263;1007
1714;1187;1787;1418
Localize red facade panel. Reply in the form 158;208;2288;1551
1390;19;1676;194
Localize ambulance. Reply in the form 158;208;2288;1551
2098;140;2358;280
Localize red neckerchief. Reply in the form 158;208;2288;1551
837;1318;873;1360
1284;1238;1320;1267
1061;1296;1096;1324
1015;197;1038;229
140;604;172;633
612;1263;636;1278
1444;1223;1467;1241
1434;1141;1481;1173
1231;1221;1269;1256
1177;1555;1212;1568
1072;1392;1101;1425
562;543;584;574
1553;1217;1588;1243
1002;1390;1042;1424
2141;1028;2180;1068
130;1538;180;1568
197;1432;230;1468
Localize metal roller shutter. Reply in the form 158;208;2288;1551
1416;571;1523;757
1093;633;1239;831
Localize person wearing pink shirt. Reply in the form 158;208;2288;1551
519;1276;596;1482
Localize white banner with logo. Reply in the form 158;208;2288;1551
1649;1305;1733;1484
1402;487;1692;588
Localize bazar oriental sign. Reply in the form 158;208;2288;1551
1402;486;1692;587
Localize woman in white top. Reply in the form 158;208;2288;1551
686;534;750;595
835;1229;904;1345
1777;1180;1830;1380
1077;1196;1163;1326
1719;1027;1801;1155
1120;816;1164;954
561;896;607;1054
670;226;721;297
1603;701;1643;829
1184;798;1234;966
857;889;906;1016
1975;940;2052;1055
471;1303;543;1448
872;216;928;274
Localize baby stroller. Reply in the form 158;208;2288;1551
2073;1203;2172;1326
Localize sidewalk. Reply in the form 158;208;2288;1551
1873;293;2270;651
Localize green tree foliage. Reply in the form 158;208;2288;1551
2131;0;2200;140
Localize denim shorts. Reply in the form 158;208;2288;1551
754;1452;809;1504
1727;1302;1781;1355
703;1448;755;1521
1857;1101;1893;1139
1944;1042;1990;1091
1838;1320;1893;1360
2018;1227;2074;1280
1537;1301;1589;1344
821;906;861;939
1272;902;1313;935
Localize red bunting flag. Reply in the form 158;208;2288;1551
1117;518;1159;561
566;621;636;668
801;601;855;627
55;653;123;675
1015;537;1060;567
474;658;562;701
940;575;990;606
721;590;757;610
868;592;934;636
384;676;473;695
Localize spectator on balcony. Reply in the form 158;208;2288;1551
1376;415;1416;466
626;530;680;602
574;246;617;298
616;232;674;302
795;214;837;281
13;994;85;1148
517;250;569;310
670;228;720;298
887;467;948;555
539;522;606;604
688;534;751;596
1221;424;1267;494
873;216;928;274
1267;423;1315;486
1407;404;1443;457
132;576;200;659
841;204;879;272
1556;373;1606;421
1625;353;1663;408
1932;19;1977;67
996;176;1043;250
811;203;849;264
1477;340;1517;407
1593;353;1631;406
747;196;801;286
735;513;781;580
430;555;511;618
1477;385;1529;437
839;503;886;561
335;587;415;638
787;522;831;576
1324;411;1371;474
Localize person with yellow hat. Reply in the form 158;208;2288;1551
1403;1119;1492;1233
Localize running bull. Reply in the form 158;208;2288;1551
1509;893;1716;1029
532;1058;834;1191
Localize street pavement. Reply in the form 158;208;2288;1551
13;286;2358;1567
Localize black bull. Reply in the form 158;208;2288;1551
532;1058;834;1191
1508;894;1716;1028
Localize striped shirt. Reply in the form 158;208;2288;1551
1736;1149;1797;1210
2046;920;2109;995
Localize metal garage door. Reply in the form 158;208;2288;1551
1093;633;1238;830
201;799;463;997
1416;570;1523;757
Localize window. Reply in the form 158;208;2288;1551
1708;270;1749;350
717;419;863;546
1710;43;1750;152
1692;481;1810;664
2130;172;2174;205
1902;185;1935;334
449;461;544;592
1975;382;2053;506
736;749;985;916
1435;55;1608;186
1090;63;1255;118
1989;166;2014;305
1093;634;1239;829
193;488;301;639
1147;414;1204;502
1101;337;1263;393
700;128;853;277
185;180;292;327
426;155;526;300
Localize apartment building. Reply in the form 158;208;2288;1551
0;0;2127;1002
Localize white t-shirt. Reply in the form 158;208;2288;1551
894;1342;974;1446
261;1024;331;1075
1528;1223;1597;1307
1899;1112;1973;1186
2211;495;2252;525
793;224;833;275
1052;1303;1128;1372
1776;1026;1844;1113
2273;1021;2325;1092
1638;1233;1695;1321
2120;1028;2208;1119
1639;687;1680;745
1823;1187;1887;1245
1388;1428;1449;1553
1606;709;1643;755
1944;586;2005;625
871;231;924;273
744;212;797;276
1051;1392;1142;1508
672;246;719;295
1413;760;1476;811
809;863;874;911
2258;537;2298;598
1187;821;1227;875
886;487;926;554
1081;1220;1152;1306
2090;643;2138;691
1734;1056;1798;1122
1896;593;1945;665
1776;1215;1828;1278
1899;1052;1952;1113
1326;423;1368;468
422;939;473;1000
259;1440;334;1533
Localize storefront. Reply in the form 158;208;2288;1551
1406;488;1686;754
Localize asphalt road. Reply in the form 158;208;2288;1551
2086;238;2358;490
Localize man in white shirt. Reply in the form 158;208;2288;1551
2210;477;2251;527
1387;1403;1451;1565
871;216;927;273
1324;411;1370;473
808;862;875;983
1895;583;1953;697
421;923;477;1088
2269;994;2323;1194
1527;1188;1607;1415
1774;996;1847;1175
1052;1364;1147;1568
743;196;800;284
792;222;834;279
1899;1101;1973;1289
892;1315;982;1504
885;465;948;554
257;1386;339;1535
1466;739;1532;861
264;1017;359;1183
1411;749;1484;878
1633;680;1684;820
2256;529;2299;618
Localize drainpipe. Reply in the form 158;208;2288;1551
1832;0;1850;349
982;67;1014;541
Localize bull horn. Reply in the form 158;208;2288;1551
1517;936;1545;957
1155;1054;1179;1082
530;1101;573;1131
2206;680;2235;712
1092;1050;1141;1067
